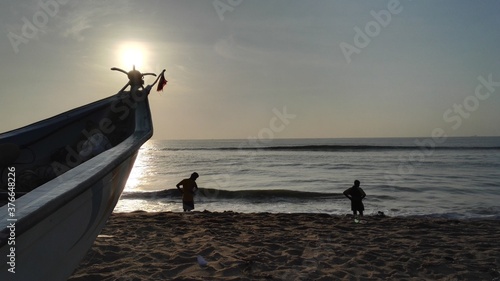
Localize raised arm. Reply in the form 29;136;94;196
176;181;183;193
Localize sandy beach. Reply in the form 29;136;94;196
69;212;500;280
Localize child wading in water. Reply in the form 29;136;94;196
343;180;366;217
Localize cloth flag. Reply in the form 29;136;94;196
157;72;167;91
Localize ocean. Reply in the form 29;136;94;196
114;137;500;219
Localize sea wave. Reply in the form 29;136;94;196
121;188;346;201
158;145;500;152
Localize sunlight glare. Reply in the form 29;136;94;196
119;42;148;70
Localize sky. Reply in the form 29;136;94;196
1;0;499;140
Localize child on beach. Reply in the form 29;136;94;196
176;172;199;212
343;180;366;216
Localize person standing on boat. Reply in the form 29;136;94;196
343;180;366;216
176;172;199;212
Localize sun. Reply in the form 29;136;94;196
118;42;148;70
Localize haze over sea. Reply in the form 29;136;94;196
115;137;500;219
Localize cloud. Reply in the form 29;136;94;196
214;33;334;69
214;34;270;65
61;15;91;42
57;0;135;42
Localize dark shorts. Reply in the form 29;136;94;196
183;200;194;211
351;200;364;212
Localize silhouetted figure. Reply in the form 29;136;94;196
127;65;144;90
343;180;366;216
110;65;156;92
176;172;199;212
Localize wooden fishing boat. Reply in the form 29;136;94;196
0;67;165;280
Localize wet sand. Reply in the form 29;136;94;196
69;211;500;280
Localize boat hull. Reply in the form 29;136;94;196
0;153;136;280
0;88;153;280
